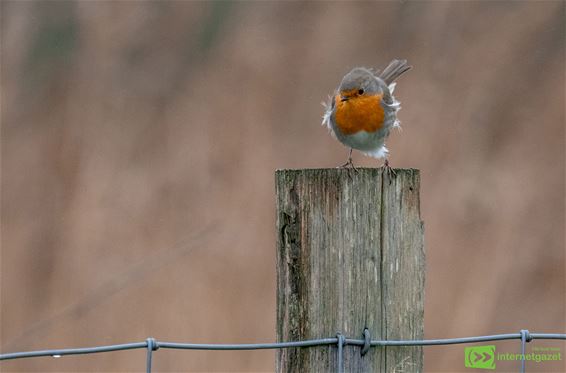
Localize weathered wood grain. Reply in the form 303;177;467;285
275;168;424;372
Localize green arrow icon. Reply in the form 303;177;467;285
465;345;496;369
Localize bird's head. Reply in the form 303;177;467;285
338;67;381;102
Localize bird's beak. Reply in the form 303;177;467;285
340;96;349;102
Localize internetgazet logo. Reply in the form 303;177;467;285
465;345;562;370
465;345;496;369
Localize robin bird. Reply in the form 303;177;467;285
322;60;411;172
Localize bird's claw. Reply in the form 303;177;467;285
338;156;358;180
339;157;357;171
382;159;396;182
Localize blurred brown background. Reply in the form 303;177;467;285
1;1;564;372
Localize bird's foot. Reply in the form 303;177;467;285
339;157;357;171
382;159;396;182
338;156;358;179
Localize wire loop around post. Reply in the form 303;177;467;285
361;328;371;356
336;333;346;373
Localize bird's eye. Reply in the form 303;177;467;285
358;89;364;95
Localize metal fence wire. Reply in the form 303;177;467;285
1;330;564;373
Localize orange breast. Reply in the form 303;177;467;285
334;94;384;135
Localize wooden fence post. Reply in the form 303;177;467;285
275;168;425;372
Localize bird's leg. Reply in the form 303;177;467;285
339;148;357;171
382;158;396;180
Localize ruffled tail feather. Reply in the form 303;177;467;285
379;59;411;85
